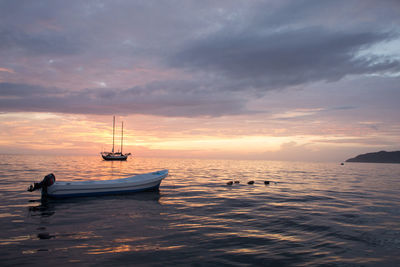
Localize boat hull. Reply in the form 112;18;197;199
101;154;128;161
44;169;168;198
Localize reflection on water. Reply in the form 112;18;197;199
0;155;400;265
28;191;162;219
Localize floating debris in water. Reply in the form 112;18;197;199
37;232;54;240
226;181;233;185
234;181;240;184
264;181;270;185
248;181;254;185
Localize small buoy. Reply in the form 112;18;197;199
248;181;254;185
264;181;270;185
234;181;240;184
226;181;233;185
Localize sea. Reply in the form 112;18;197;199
0;155;399;266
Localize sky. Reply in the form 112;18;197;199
0;0;399;162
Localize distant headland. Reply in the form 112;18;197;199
346;151;400;164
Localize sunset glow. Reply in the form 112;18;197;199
1;1;399;161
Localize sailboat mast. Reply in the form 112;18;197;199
121;121;124;154
112;116;115;153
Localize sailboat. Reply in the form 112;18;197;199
101;116;131;161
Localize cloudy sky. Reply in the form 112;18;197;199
0;0;399;161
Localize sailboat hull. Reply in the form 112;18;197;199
101;153;129;161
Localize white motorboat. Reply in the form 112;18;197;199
28;169;168;198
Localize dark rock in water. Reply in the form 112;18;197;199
264;181;270;185
234;181;240;184
226;181;233;185
248;181;254;185
37;232;54;239
346;151;400;164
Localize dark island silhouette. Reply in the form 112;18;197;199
346;150;400;164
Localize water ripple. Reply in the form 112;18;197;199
0;155;399;265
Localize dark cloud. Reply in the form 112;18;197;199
0;0;399;117
249;0;400;32
0;28;81;56
0;82;66;97
169;27;400;90
0;82;250;117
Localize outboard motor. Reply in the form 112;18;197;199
27;173;56;195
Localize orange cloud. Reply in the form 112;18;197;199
0;68;15;74
0;112;398;161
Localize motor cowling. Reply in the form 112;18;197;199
27;173;56;194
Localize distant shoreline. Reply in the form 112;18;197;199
346;151;400;164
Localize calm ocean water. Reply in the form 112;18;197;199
0;155;399;266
